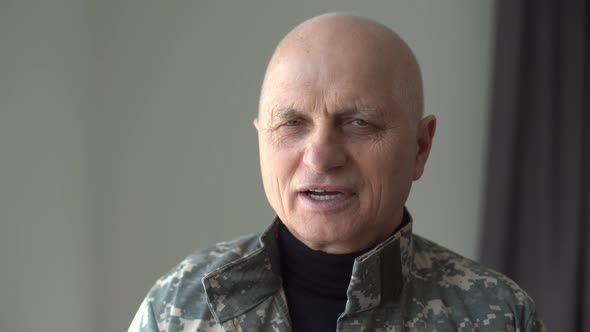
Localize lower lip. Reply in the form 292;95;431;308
298;191;356;211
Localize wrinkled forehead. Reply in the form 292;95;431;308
261;87;394;123
258;14;423;122
259;49;397;119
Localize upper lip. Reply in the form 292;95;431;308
297;184;355;194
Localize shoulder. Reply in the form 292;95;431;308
408;234;543;330
412;234;527;297
131;233;262;331
151;232;261;305
163;232;262;283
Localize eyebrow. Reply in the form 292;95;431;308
336;106;381;119
271;107;300;122
270;103;382;122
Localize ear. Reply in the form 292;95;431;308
413;115;437;180
253;117;259;131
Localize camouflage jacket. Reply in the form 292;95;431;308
129;216;545;332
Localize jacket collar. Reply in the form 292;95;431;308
343;209;413;314
202;209;414;322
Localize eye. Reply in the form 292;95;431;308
284;119;302;127
351;119;369;127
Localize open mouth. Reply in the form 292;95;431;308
304;189;344;201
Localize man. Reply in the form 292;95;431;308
129;13;545;331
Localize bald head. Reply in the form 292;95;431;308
254;14;436;254
259;13;423;123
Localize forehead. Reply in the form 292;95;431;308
266;92;388;118
268;98;385;122
260;56;396;118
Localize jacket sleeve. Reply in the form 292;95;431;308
524;311;547;332
128;298;160;332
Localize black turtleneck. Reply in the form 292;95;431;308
278;223;367;331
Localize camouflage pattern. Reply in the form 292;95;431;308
129;215;545;332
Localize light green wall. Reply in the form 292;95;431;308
1;1;494;331
0;1;94;331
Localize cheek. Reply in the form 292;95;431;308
259;140;301;201
357;140;414;205
262;144;298;178
358;140;407;178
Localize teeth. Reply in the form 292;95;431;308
309;193;340;201
310;189;327;193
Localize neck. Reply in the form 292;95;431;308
278;222;366;297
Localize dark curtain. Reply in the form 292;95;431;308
480;0;589;331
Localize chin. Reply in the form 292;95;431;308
290;217;360;247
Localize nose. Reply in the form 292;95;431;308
302;125;348;173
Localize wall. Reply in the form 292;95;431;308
96;1;494;330
0;1;494;331
0;1;94;331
